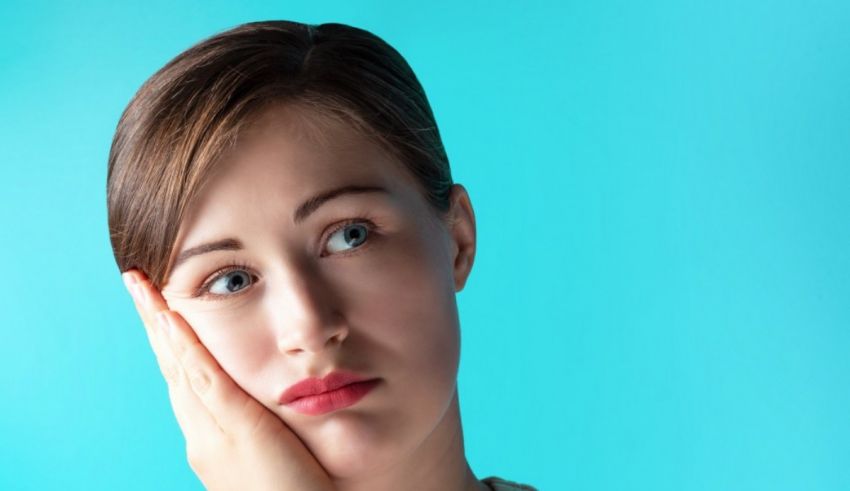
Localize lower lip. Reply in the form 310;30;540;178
284;379;380;416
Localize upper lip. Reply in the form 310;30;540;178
278;370;375;405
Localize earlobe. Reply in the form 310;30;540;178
446;184;477;292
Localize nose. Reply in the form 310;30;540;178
271;266;349;356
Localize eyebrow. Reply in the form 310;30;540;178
170;184;388;271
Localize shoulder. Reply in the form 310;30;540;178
480;476;538;491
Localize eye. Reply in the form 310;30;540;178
193;220;375;300
324;221;371;255
206;269;254;296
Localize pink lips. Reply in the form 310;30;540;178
278;371;380;416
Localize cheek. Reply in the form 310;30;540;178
170;305;273;399
342;226;461;385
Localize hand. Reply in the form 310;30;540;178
122;269;335;491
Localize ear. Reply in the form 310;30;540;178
445;184;477;292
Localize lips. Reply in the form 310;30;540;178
278;371;380;416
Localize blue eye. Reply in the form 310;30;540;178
207;269;253;295
325;222;370;254
195;220;374;300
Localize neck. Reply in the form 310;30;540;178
333;389;486;491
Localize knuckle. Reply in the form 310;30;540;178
160;362;182;385
170;337;189;359
187;367;212;395
174;338;202;368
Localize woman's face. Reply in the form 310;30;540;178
160;104;475;478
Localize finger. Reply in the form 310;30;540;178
155;310;228;444
121;269;168;327
122;271;164;355
157;308;269;439
122;271;184;399
126;270;266;438
122;270;220;438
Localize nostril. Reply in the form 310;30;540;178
329;329;347;346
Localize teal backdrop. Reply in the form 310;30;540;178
1;1;848;490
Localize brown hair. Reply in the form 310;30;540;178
107;20;453;289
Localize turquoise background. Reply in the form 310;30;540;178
1;1;848;489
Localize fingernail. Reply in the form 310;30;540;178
129;282;142;304
122;272;137;291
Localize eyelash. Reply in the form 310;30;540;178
192;217;378;301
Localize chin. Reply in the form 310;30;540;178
292;409;409;479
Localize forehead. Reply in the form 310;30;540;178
214;103;409;191
174;103;421;237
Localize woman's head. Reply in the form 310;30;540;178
107;21;476;478
108;20;455;290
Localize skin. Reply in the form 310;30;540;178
124;103;486;491
124;271;335;491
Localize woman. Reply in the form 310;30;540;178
107;20;536;491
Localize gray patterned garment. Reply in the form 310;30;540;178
480;476;539;490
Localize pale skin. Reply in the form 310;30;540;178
121;103;489;491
